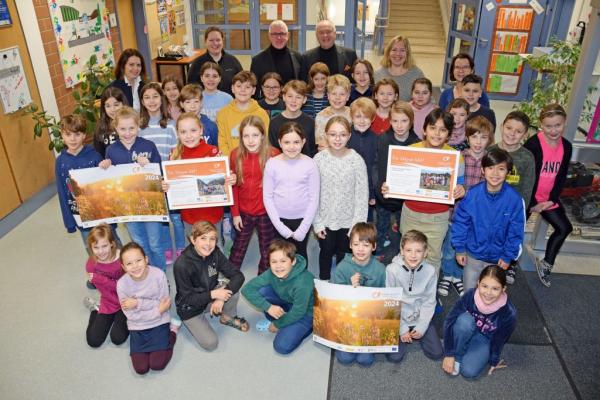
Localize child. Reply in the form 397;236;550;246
167;113;228;240
348;97;378;221
524;104;573;287
268;80;316;157
331;222;385;366
94;87;125;157
200;62;233;122
229;116;279;274
451;148;525;290
410;78;437;139
447;98;470;149
313;117;368;280
162;75;183;121
349;59;374;103
302;62;330;118
386;230;443;363
217;71;270;156
174;221;247;351
241;240;314;355
103;107;166;271
439;53;491;111
461;74;496;131
439;116;494;296
314;74;352;150
371;78;399;135
263;122;320;265
442;265;516;379
383;109;466;273
83;224;128;348
56;114;118;249
488;111;535;208
117;242;176;375
139;82;182;264
258;72;285;119
375;101;420;254
179;83;218;147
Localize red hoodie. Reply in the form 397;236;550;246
179;141;224;224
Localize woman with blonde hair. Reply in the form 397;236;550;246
374;36;424;102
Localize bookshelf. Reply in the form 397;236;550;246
486;6;534;95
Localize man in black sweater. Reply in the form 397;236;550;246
301;19;357;81
250;20;302;99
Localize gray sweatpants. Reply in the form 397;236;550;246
463;255;492;291
182;292;239;351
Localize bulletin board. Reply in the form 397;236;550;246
0;0;11;26
146;0;187;59
486;6;534;95
47;0;114;87
0;46;32;114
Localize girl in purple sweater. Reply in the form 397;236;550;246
263;122;320;266
117;242;176;375
83;224;128;348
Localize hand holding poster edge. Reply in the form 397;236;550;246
384;146;460;205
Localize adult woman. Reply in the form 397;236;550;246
374;36;424;102
438;53;490;110
187;26;243;96
107;48;147;111
524;104;573;287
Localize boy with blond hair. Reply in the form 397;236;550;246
314;74;352;150
216;71;270;156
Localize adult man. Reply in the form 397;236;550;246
301;20;358;80
250;20;302;98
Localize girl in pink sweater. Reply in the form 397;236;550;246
83;224;128;348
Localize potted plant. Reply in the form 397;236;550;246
24;54;114;152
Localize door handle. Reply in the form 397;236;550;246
478;37;489;47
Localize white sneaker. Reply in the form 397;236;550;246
83;296;99;312
452;361;461;376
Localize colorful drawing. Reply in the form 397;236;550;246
47;0;114;88
0;46;32;113
159;15;169;43
487;74;520;94
168;9;176;34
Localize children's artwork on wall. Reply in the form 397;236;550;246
176;9;186;26
47;0;114;88
168;10;176;34
0;46;33;114
159;14;170;42
0;0;12;26
157;0;167;15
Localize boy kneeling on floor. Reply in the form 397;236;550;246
242;240;314;354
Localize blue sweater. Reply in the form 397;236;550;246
105;137;161;166
55;145;102;232
200;114;218;147
347;127;378;200
451;181;525;263
444;288;516;366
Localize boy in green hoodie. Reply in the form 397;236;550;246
331;222;385;366
242;239;314;354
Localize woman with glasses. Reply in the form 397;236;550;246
187;26;243;96
439;53;490;110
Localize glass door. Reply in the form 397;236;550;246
442;0;482;87
354;0;368;58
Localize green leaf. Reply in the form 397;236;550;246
73;91;80;101
34;123;42;137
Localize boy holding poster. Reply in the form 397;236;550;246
331;222;386;367
385;230;443;363
241;240;314;355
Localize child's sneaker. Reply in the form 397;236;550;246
83;296;99;312
256;319;271;332
452;361;461;376
451;277;464;296
506;265;516;285
165;249;174;265
86;280;96;290
170;316;182;333
535;258;552;287
437;276;452;296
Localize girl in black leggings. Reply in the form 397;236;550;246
524;104;573;287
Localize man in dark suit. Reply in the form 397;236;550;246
301;19;358;81
250;20;302;98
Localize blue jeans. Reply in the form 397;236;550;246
258;286;313;355
375;206;401;254
126;221;166;271
162;212;186;252
451;312;491;379
441;226;463;279
79;224;122;250
336;351;375;367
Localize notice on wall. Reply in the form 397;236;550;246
0;46;32;114
529;0;544;15
282;4;294;21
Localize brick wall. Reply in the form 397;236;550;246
33;0;122;118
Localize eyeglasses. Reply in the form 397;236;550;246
269;32;287;37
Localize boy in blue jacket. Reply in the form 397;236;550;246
451;148;525;291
